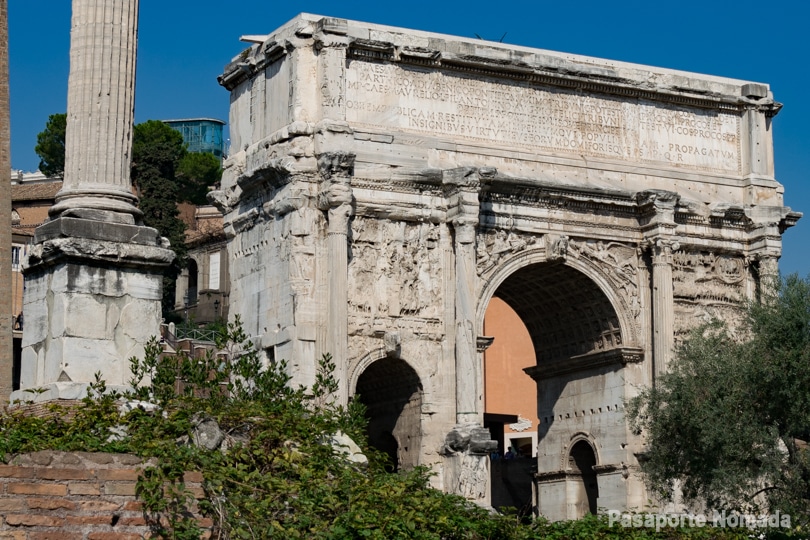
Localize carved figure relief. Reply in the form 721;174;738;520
476;229;538;276
672;251;745;304
569;239;641;319
289;233;316;298
348;217;442;322
673;251;747;339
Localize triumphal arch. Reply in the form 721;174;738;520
213;14;799;518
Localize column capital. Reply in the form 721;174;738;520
650;238;680;265
317;152;354;234
451;218;477;244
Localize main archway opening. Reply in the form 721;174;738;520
484;297;538;512
483;259;626;516
355;357;423;472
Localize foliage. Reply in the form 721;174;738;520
34;112;66;177
131;119;189;314
628;274;810;525
131;120;188;261
0;315;802;539
176;151;222;205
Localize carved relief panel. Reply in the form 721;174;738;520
348;217;444;332
475;229;539;277
672;250;747;338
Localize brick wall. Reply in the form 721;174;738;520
0;452;210;539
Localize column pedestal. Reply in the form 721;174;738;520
14;219;173;402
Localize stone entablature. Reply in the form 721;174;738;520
215;14;799;516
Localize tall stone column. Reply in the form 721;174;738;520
441;168;496;505
317;152;354;404
453;218;481;424
50;0;141;221
651;239;677;381
443;167;487;425
13;0;173;403
0;0;13;402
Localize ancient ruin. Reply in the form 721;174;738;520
13;0;173;401
214;14;799;517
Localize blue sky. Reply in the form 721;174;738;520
8;0;809;274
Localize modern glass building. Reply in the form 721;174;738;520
164;118;227;159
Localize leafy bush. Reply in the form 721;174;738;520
0;315;803;539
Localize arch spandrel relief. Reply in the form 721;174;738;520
475;236;643;350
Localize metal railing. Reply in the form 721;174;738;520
174;327;222;343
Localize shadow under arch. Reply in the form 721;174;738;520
186;257;199;305
354;356;423;472
476;246;639;348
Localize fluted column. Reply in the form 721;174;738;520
50;0;141;220
318;152;354;404
756;254;780;302
444;167;490;425
651;239;677;381
453;219;480;424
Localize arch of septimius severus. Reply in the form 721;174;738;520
10;3;800;520
211;14;800;518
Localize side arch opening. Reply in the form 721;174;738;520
568;440;599;516
355;357;423;472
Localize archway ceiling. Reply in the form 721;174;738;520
494;263;622;365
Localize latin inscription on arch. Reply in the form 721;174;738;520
345;60;741;174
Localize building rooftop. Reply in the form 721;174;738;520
12;181;62;202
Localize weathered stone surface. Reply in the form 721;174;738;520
216;14;799;514
34;217;159;245
327;430;368;466
190;416;225;451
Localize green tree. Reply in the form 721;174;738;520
628;274;810;524
131;120;188;314
176;151;222;205
34;112;66;177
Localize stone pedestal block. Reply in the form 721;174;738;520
13;219;173;403
442;423;497;506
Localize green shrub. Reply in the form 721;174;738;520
0;315;804;539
